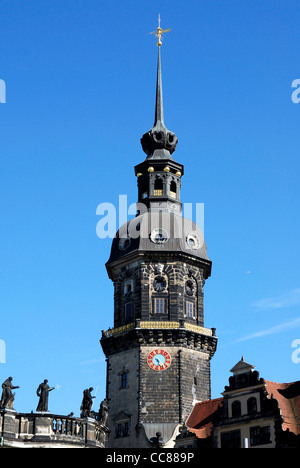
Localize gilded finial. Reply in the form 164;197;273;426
149;14;171;47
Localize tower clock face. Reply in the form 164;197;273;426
147;349;171;371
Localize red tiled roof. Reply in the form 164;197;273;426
264;380;300;435
187;380;300;439
186;398;223;439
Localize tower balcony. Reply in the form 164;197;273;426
102;319;215;338
100;319;217;358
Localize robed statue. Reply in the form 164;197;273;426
0;377;20;409
98;398;108;426
80;387;95;418
36;379;55;412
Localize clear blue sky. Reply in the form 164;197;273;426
0;0;300;416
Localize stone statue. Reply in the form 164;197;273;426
98;398;108;426
36;379;55;412
80;387;95;418
0;377;20;409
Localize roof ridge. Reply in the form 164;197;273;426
194;397;223;406
264;379;299;386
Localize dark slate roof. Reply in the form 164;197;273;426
106;210;211;273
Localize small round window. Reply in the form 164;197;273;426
150;228;169;244
185;280;195;296
186;233;200;250
153;276;166;292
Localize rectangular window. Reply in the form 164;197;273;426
155;298;165;314
250;425;271;446
124;422;130;436
154;189;163;196
186;301;194;317
116;424;123;438
116;422;130;438
121;372;128;389
125;302;132;320
221;430;241;448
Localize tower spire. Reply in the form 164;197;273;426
150;14;171;125
154;46;164;125
141;16;177;158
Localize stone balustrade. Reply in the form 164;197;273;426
0;409;109;448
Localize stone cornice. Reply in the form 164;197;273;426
100;320;217;358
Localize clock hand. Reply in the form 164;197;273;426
155;356;164;366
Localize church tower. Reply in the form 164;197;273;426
100;21;217;448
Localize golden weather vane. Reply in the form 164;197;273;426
149;14;171;47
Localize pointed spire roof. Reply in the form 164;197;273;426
154;46;164;125
230;356;255;375
140;19;178;159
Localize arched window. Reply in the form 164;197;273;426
170;180;177;198
140;179;148;199
247;397;257;414
231;400;241;418
151;271;168;316
124;279;133;296
154;178;163;196
142;188;148;199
